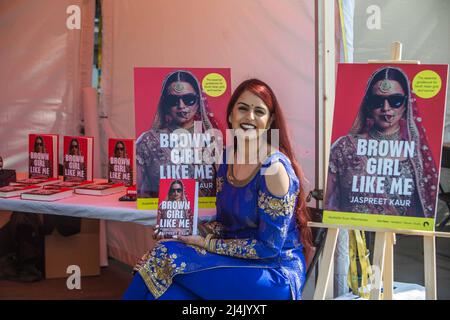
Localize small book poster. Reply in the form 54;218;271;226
28;134;59;179
324;63;448;231
63;136;94;182
134;67;230;211
108;138;135;186
157;179;198;237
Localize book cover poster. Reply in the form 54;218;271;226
108;138;135;186
63;136;94;182
157;179;198;237
134;67;230;212
28;134;58;179
324;63;448;231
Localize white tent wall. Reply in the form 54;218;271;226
0;0;95;169
100;0;316;266
353;0;450;141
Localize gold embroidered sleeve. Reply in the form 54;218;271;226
205;238;259;259
258;191;297;219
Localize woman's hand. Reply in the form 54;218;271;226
153;225;207;248
174;235;206;248
152;225;165;240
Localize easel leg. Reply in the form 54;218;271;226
424;236;437;300
326;257;334;299
313;228;339;300
383;232;395;300
369;232;387;300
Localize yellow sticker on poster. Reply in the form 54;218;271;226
202;73;227;97
412;70;442;99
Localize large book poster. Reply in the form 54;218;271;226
134;67;230;212
28;133;59;179
324;64;448;231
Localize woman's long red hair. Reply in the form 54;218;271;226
226;79;313;259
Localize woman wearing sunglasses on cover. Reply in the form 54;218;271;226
136;70;221;198
157;180;193;236
325;66;438;218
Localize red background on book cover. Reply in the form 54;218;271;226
28;134;57;178
331;64;448;165
64;136;90;160
134;67;231;139
158;179;196;210
108;138;135;165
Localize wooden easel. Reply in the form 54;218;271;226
312;42;449;300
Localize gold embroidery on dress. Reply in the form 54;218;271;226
258;191;298;219
187;244;207;255
139;243;187;298
213;239;259;259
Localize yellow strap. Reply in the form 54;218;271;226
348;230;376;299
348;231;359;294
337;0;349;63
354;230;372;298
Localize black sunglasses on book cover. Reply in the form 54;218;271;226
169;188;183;194
367;94;407;110
165;94;198;108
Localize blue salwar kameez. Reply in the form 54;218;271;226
123;151;306;300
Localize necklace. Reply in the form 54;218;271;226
368;127;400;141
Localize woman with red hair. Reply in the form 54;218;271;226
124;79;312;300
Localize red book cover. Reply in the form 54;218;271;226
28;134;59;179
324;63;448;231
157;179;198;237
134;67;230;211
63;136;94;182
108;138;135;186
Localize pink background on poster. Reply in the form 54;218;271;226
331;63;449;165
134;67;231;139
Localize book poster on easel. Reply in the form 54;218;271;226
324;63;449;231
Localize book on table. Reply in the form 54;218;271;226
63;135;94;182
20;186;74;201
13;133;59;186
74;182;126;196
108;138;135;187
10;177;60;187
48;180;94;189
0;185;40;198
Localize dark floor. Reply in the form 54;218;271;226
0;258;133;300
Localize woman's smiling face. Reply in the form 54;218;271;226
229;90;272;133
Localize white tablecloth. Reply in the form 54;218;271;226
0;193;156;226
